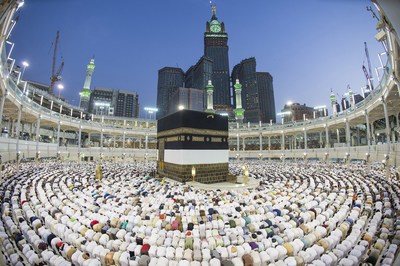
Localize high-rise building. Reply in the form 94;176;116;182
115;90;139;118
257;72;276;123
156;67;184;119
341;97;350;111
79;57;95;112
157;4;276;121
204;5;230;110
185;56;213;110
281;102;314;122
169;87;204;115
232;58;258;122
353;94;364;104
231;58;276;123
88;87;114;116
88;87;139;118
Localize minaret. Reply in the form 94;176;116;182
347;85;354;109
205;80;215;114
79;57;95;111
330;89;337;116
233;79;244;122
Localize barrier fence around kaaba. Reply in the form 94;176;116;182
157;110;229;183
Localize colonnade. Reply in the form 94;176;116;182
232;106;399;154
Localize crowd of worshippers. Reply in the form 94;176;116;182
0;160;399;266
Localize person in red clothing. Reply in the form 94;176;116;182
141;244;150;255
90;220;99;229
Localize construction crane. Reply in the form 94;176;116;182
49;30;64;95
366;6;379;22
364;41;374;91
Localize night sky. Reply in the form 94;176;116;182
10;0;384;118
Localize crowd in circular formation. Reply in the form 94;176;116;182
0;160;399;266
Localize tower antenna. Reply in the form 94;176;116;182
210;1;216;18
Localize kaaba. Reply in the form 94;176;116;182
157;110;229;183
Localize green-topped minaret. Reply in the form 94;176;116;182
233;79;244;122
205;80;215;114
348;86;354;108
330;89;337;116
79;57;95;111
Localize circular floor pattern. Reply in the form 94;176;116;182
0;161;399;266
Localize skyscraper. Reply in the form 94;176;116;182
257;72;276;123
185;56;213;110
88;87;114;116
232;58;258;122
204;5;230;110
232;58;276;123
79;57;95;111
157;4;276;121
88;87;139;118
169;87;204;115
115;90;139;118
156;67;184;119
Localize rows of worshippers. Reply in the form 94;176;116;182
0;160;399;266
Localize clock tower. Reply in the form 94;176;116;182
204;4;231;110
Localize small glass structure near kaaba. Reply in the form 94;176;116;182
157;110;229;183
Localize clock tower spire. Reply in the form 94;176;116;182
211;4;217;20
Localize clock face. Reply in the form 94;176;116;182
210;20;221;33
210;24;221;33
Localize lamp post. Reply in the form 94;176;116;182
191;166;196;182
17;61;29;84
57;84;64;98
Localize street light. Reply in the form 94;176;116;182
144;107;158;119
57;84;64;98
178;105;184;111
22;61;29;74
17;61;29;84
